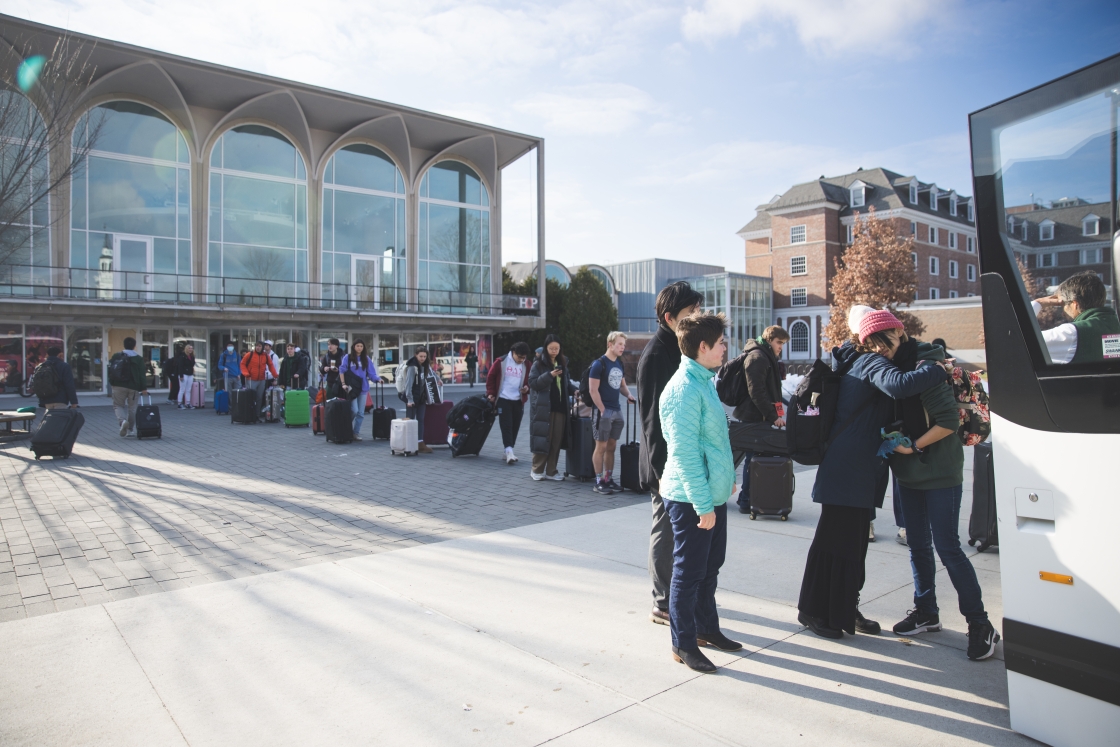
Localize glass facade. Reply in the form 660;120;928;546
71;102;191;300
0;91;51;294
418;161;491;314
687;273;772;355
209;125;307;305
322;144;406;310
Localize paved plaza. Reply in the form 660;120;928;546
0;396;1024;745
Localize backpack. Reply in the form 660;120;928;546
578;356;609;409
394;361;409;396
785;356;875;465
108;352;132;387
714;352;749;407
949;366;991;446
31;360;60;398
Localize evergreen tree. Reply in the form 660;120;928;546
560;268;618;374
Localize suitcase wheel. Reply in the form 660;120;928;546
781;515;788;521
749;512;756;520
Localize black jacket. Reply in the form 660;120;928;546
527;354;576;454
279;351;310;388
36;357;79;407
174;352;196;380
320;350;344;389
636;323;681;491
732;339;783;424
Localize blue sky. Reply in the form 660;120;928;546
4;0;1120;271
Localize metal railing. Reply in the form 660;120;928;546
0;264;536;317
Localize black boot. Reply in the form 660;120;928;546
798;611;842;639
671;646;717;673
697;630;744;652
855;609;881;635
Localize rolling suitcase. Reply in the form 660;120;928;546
449;397;495;457
214;389;229;415
619;400;641;491
311;403;325;435
371;382;394;440
968;441;998;552
565;410;597;481
135;394;162;440
230;389;258;424
264;387;284;423
324;398;353;444
747;455;794;520
423;400;453;447
30;408;84;460
189;380;205;408
283;387;310;428
391;418;419;456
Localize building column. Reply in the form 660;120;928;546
812;314;819;359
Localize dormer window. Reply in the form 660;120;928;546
1021;221;1028;240
949;191;958;216
967;200;974;222
849;180;867;208
909;180;919;204
1039;220;1054;241
930;185;938;210
1083;214;1100;236
1007;215;1015;233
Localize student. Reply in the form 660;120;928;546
320;338;344;395
262;340;281;388
109;337;148;437
279;343;310;390
588;332;636;495
165;345;180;403
465;346;479;388
637;281;703;626
732;325;789;514
339;339;380;441
527;335;577;480
1033;272;1120;364
34;346;80;412
486;341;531;464
174;344;196;410
217;342;241;392
403;346;441;454
241;341;277;408
797;310;947;640
659;312;741;673
887;338;1000;661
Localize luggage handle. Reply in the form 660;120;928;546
141;393;153;407
626;398;637;445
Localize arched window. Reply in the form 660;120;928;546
419;161;490;313
588;267;613;294
0;90;50;294
790;321;810;356
71;101;190;300
544;263;570;287
322;144;405;310
209;125;307;305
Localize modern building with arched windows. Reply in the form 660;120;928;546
0;15;545;393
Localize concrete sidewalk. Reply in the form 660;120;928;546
0;464;1026;747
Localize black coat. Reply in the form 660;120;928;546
636;324;681;491
174;353;196;379
732;339;783;424
527;354;575;454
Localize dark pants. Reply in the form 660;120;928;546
736;450;754;508
649;491;674;611
467;367;476;387
898;484;987;624
892;473;905;528
668;501;728;649
497;397;523;449
167;375;179;402
798;504;871;634
407;402;427;441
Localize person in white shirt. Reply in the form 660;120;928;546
262;340;281;386
1032;272;1120;365
487;341;531;464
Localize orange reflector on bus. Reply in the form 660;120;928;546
1039;571;1073;585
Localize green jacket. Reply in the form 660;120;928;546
889;343;964;490
112;351;147;391
1070;306;1120;364
658;356;736;515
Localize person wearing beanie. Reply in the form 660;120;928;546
797;308;949;641
847;305;875;337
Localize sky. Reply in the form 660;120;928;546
4;0;1120;272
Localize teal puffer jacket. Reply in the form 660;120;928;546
658;356;736;515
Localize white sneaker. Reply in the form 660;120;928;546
547;473;564;481
509;450;519;463
119;420;129;437
530;471;544;481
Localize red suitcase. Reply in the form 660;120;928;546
311;403;325;435
423;400;453;446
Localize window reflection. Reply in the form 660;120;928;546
418;161;491;313
0;91;50;294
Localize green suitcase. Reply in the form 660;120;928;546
283;389;310;427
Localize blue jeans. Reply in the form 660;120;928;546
897;484;987;623
668;501;728;649
737;450;754;508
350;396;365;436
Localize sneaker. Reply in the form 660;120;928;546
530;471;544;481
896;528;908;546
547;473;564;481
854;609;881;635
593;482;614;495
119;420;129;437
868;522;876;542
967;620;1001;661
605;479;621;492
177;404;185;410
352;434;363;441
892;609;942;636
509;451;519;463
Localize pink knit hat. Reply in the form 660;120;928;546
858;309;904;343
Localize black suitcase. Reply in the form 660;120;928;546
728;420;789;467
135;395;162;439
30;408;84;460
565;411;597;481
450;410;495;457
747;455;794;520
325;397;353;444
372;382;394;440
969;442;998;552
619;400;641;491
230;389;258;424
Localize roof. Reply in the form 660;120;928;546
1005;200;1111;248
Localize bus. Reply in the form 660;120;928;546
969;53;1120;746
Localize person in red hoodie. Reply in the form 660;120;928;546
486;341;531;464
240;341;277;413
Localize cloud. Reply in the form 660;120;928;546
514;84;659;135
681;0;946;55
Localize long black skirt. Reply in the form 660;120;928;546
798;504;871;635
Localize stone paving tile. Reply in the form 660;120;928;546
0;399;641;619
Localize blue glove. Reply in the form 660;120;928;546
877;428;912;458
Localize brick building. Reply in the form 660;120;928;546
738;167;981;360
1005;198;1113;291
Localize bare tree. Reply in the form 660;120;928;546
241;247;288;281
0;33;100;269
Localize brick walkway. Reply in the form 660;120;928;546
0;400;642;621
